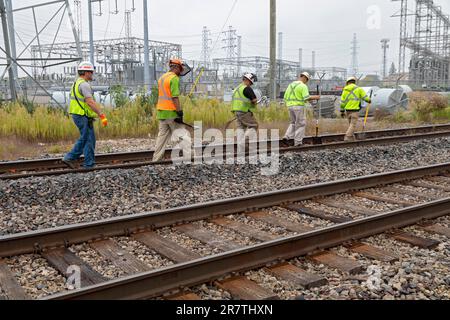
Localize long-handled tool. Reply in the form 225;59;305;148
181;121;201;130
312;73;326;145
359;90;374;140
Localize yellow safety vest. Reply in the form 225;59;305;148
69;78;97;118
231;84;254;113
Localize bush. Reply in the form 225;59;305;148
110;85;130;108
409;92;448;122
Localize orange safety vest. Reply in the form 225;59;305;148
157;72;178;111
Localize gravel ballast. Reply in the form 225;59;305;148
1;137;450;236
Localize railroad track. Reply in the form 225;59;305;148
1;124;450;180
0;163;449;300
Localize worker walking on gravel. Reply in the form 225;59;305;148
152;59;192;162
62;61;108;169
340;76;372;141
283;72;320;146
231;73;259;146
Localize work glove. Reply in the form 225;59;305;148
100;114;108;127
174;110;184;124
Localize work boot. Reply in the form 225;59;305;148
281;138;294;147
62;158;78;169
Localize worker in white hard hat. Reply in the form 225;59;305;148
152;58;192;162
231;73;259;146
340;76;372;141
62;61;108;169
283;72;320;146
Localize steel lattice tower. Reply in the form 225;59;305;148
381;39;390;79
201;26;211;67
350;33;359;76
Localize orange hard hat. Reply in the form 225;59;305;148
169;58;184;68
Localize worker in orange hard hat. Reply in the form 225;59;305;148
152;58;192;162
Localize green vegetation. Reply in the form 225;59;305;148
0;97;290;142
1;91;448;144
388;92;450;123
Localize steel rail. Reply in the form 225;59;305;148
45;198;450;300
1;124;450;175
1;162;449;258
1;130;450;180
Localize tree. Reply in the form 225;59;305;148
389;62;397;76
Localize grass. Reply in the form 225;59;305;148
0;98;292;143
387;92;450;124
1;93;449;160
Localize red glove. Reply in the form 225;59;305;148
100;114;108;127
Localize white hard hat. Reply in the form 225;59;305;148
300;72;311;80
347;76;357;83
78;61;95;72
243;73;258;84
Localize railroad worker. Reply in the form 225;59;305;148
283;72;320;146
153;59;192;162
62;61;108;169
231;73;259;146
340;76;372;141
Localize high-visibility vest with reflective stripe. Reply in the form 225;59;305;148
157;72;178;111
284;81;307;107
231;84;254;113
69;78;97;118
340;84;370;111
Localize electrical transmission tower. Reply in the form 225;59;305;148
237;35;242;75
381;39;390;79
392;0;409;74
0;0;82;104
221;25;237;76
74;0;82;43
201;26;211;67
392;0;450;87
350;33;359;76
222;25;237;59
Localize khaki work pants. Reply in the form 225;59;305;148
345;111;360;141
235;112;258;146
284;106;306;146
152;119;191;162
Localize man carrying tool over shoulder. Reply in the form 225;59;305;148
152;58;192;162
283;72;320;146
340;76;372;141
231;73;259;145
63;61;108;169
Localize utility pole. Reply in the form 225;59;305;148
143;0;151;90
312;51;316;75
88;0;95;65
298;48;303;71
5;0;17;82
269;0;276;100
381;38;390;79
0;0;16;101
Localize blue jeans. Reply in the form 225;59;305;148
64;115;96;167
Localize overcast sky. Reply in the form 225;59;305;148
4;0;450;75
